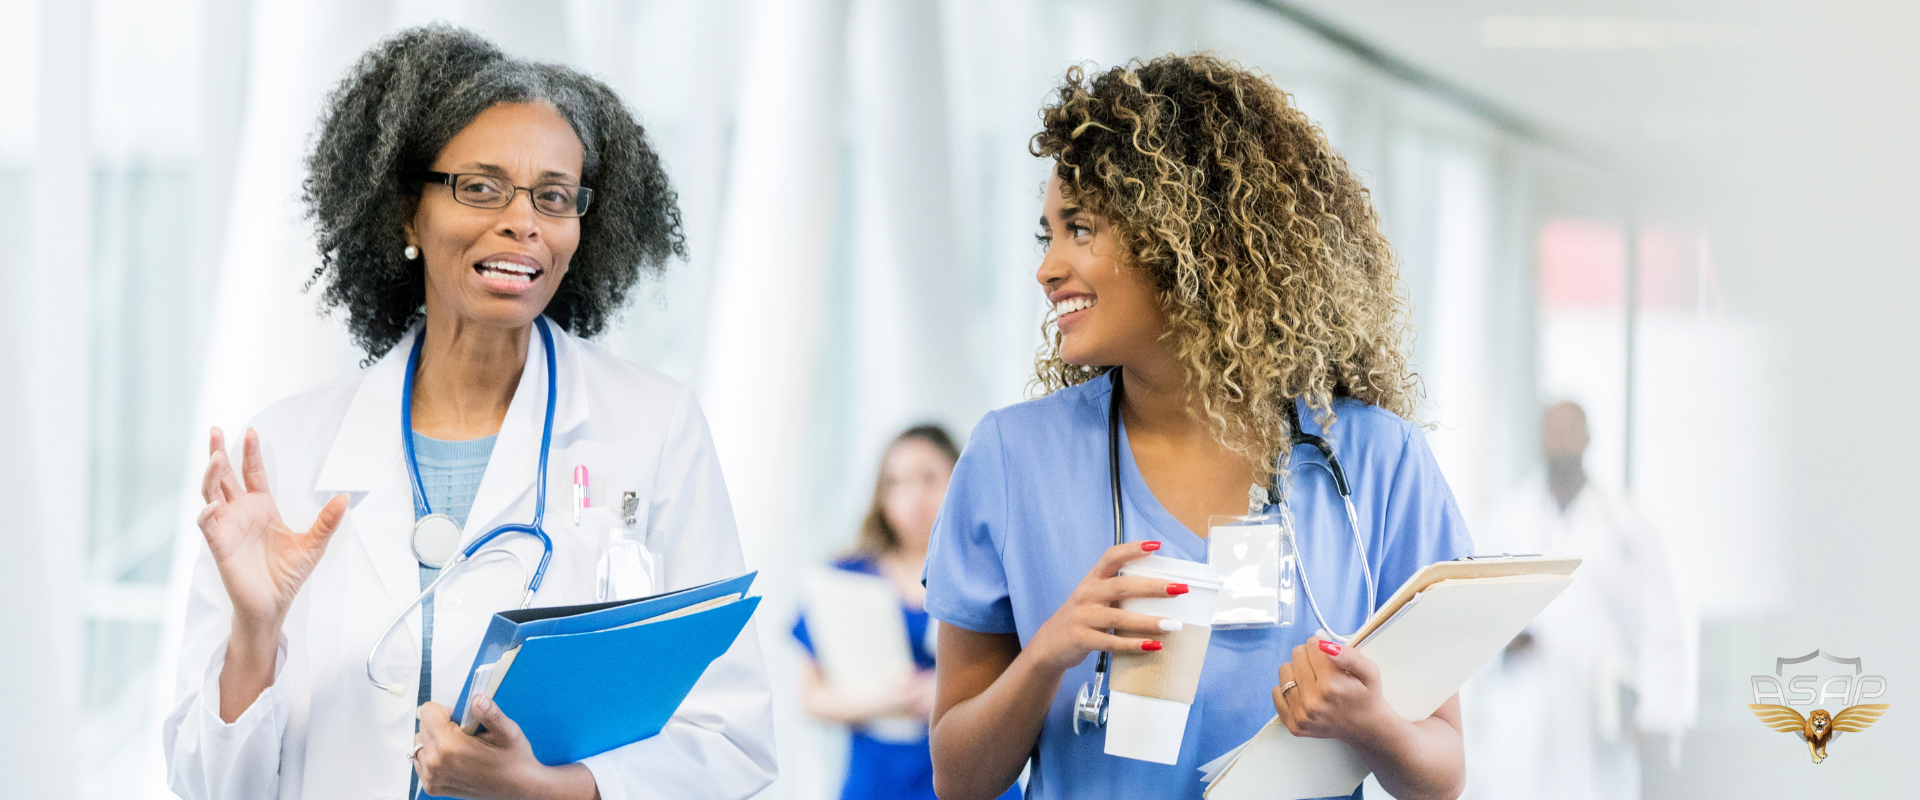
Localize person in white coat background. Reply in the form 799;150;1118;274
162;25;776;800
1463;401;1697;800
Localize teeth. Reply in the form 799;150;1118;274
1054;296;1095;315
479;260;538;276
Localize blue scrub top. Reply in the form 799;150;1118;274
923;372;1473;800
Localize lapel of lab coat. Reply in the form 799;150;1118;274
310;317;591;633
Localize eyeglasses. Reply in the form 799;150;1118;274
418;171;594;218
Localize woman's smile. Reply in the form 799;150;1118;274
1051;291;1098;333
472;251;547;295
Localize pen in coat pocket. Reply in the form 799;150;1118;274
573;465;589;525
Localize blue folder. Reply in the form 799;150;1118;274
437;572;761;775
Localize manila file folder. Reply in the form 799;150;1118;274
1199;556;1579;800
441;572;762;771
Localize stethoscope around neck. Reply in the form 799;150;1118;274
1072;367;1376;733
365;317;559;695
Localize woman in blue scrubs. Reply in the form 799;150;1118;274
923;56;1473;800
792;426;1022;800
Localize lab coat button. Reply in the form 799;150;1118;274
442;594;463;609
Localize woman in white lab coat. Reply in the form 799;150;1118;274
162;26;775;800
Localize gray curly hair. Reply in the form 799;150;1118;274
303;24;685;358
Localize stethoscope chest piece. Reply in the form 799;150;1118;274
1073;670;1109;734
412;513;463;569
367;317;561;696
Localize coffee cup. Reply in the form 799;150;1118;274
1103;554;1223;764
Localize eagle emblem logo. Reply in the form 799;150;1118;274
1746;703;1889;763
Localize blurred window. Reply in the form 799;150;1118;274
78;0;214;792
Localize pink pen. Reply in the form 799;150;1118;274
573;465;590;525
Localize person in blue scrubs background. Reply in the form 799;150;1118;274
794;426;1022;800
923;55;1474;800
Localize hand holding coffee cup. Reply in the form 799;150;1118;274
1102;554;1223;764
1024;541;1193;675
1273;637;1396;743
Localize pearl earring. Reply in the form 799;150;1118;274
404;245;419;260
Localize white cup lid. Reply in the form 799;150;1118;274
1118;554;1222;590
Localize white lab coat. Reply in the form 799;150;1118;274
1462;476;1696;800
162;319;777;800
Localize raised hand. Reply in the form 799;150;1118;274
197;427;347;628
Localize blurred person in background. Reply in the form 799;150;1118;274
1463;401;1695;800
924;56;1473;800
162;25;774;800
793;425;1022;800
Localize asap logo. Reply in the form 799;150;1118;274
1746;650;1890;764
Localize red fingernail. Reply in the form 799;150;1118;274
1319;640;1343;656
1140;541;1161;552
1166;583;1189;596
1142;640;1163;651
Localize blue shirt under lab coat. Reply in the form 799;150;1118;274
922;372;1474;800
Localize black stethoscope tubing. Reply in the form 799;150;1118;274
1074;367;1368;733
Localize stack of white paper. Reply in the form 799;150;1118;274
1201;570;1576;799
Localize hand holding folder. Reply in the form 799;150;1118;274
441;573;762;773
1198;556;1580;800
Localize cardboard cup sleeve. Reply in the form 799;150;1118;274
1110;625;1213;704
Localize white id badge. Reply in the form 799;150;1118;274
584;507;658;601
1206;511;1297;629
598;528;657;601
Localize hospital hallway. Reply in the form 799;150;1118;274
1;1;1915;797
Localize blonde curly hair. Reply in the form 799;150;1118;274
1030;54;1419;481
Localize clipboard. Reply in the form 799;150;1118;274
1199;555;1581;799
1347;554;1581;644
